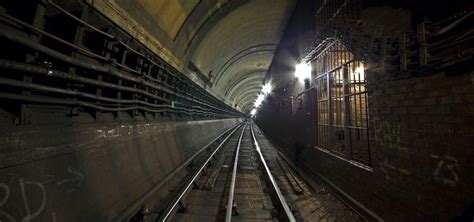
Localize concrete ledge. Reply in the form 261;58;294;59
0;118;242;221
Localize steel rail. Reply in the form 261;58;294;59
157;122;245;221
250;123;296;222
225;122;248;222
113;121;243;221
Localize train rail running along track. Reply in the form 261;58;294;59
156;121;364;221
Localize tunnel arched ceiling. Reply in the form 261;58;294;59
234;88;262;109
226;73;265;101
232;82;262;104
99;0;295;112
189;0;295;110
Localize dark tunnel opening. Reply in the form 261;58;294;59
0;0;472;221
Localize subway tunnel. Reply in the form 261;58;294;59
0;0;473;221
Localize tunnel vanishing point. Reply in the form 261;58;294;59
0;0;473;221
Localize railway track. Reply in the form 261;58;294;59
155;121;364;222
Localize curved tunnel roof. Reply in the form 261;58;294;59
189;0;295;112
191;0;294;112
100;0;296;113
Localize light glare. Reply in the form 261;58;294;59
352;64;365;83
251;109;257;116
254;94;265;107
294;62;311;81
252;82;272;111
261;82;272;95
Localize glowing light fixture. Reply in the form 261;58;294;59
352;64;365;83
261;82;272;95
254;93;265;107
294;62;312;81
251;82;272;113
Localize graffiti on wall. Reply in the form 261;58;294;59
422;129;461;187
0;166;85;221
373;117;408;151
373;117;410;178
374;115;463;186
0;178;47;222
431;154;459;187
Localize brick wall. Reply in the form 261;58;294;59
257;69;474;221
365;70;474;220
256;1;474;220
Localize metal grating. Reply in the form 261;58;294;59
313;40;370;165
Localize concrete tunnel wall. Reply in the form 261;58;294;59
0;118;242;221
88;0;295;111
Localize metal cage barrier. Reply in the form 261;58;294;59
313;40;370;166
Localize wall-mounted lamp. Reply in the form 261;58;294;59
254;94;265;107
251;108;257;116
261;82;272;95
251;81;272;115
294;62;311;82
352;64;365;83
